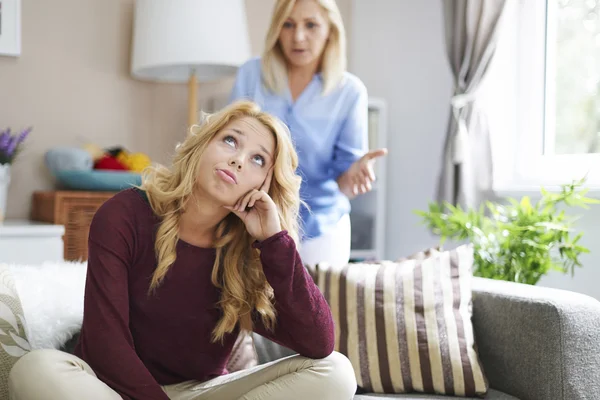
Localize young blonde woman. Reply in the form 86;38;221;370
8;101;356;400
230;0;387;268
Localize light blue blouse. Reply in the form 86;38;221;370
229;57;368;240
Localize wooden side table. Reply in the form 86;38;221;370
30;191;117;261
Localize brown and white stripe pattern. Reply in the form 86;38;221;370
312;244;488;396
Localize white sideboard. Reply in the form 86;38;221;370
0;220;65;264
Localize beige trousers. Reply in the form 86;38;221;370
8;349;356;400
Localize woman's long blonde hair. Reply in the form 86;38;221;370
140;100;302;343
262;0;347;95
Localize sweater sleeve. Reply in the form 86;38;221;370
251;231;335;359
75;197;169;400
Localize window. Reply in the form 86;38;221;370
489;0;600;191
550;0;600;155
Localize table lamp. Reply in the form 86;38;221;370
130;0;251;127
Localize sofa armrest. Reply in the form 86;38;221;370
471;277;600;400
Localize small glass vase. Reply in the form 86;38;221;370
0;163;11;223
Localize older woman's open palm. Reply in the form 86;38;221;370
337;148;388;199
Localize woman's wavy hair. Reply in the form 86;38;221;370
262;0;347;95
140;100;302;343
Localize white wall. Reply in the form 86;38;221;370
350;0;452;259
350;0;600;300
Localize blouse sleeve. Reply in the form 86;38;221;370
331;81;369;178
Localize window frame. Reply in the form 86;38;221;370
492;0;600;193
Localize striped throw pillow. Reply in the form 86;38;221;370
311;244;488;396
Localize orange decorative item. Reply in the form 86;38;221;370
94;155;128;171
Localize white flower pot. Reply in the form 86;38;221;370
0;164;11;223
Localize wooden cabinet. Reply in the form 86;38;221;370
30;191;116;261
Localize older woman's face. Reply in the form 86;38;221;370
278;0;331;70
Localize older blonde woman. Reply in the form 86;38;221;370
8;101;356;400
230;0;387;268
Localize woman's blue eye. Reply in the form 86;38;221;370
306;22;317;29
283;21;293;29
224;136;236;147
253;155;265;167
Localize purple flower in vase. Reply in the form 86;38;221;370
16;127;32;145
0;127;33;164
0;129;10;151
5;136;18;157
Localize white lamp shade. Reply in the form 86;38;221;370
131;0;251;83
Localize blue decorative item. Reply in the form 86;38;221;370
45;147;93;173
53;170;142;191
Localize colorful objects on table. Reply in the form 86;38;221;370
105;146;127;158
81;143;106;162
44;147;94;174
44;143;152;191
94;154;128;171
116;152;151;173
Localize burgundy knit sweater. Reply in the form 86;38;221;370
74;188;334;400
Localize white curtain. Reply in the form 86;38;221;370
436;0;509;207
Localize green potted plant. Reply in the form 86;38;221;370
416;178;600;285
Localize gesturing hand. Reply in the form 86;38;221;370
337;148;388;198
225;169;282;242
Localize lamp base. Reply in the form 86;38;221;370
188;72;198;128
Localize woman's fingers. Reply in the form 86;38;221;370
363;148;388;162
247;190;267;209
238;189;269;211
354;165;373;195
260;168;274;193
364;162;376;182
238;190;257;212
352;174;359;195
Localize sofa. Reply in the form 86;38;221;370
3;261;600;400
252;277;600;400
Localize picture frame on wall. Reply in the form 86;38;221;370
0;0;21;57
